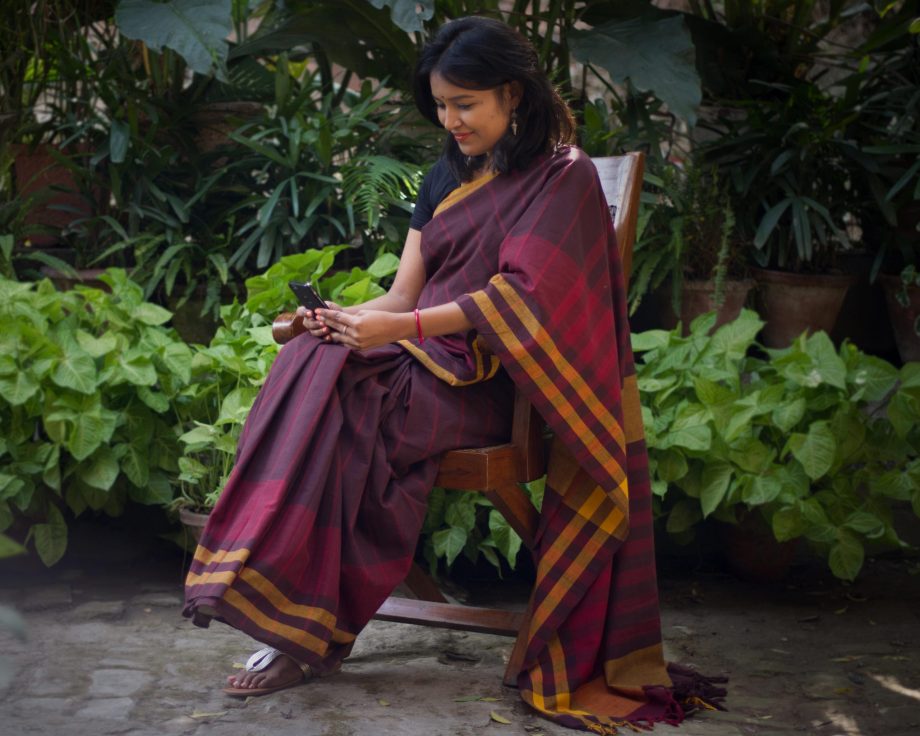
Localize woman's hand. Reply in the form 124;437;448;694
315;307;412;351
295;303;342;340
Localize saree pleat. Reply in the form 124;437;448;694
184;338;514;668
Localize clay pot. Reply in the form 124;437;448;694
13;144;93;247
178;508;210;543
39;265;109;291
879;274;920;363
679;278;754;334
190;101;263;153
718;514;798;583
830;251;896;354
752;268;856;348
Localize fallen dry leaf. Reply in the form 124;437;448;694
231;662;245;669
190;711;227;719
378;699;390;707
490;711;512;724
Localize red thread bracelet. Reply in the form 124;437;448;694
414;308;425;343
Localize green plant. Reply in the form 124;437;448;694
633;309;920;581
419;478;544;577
226;75;423;272
0;269;193;565
629;159;739;315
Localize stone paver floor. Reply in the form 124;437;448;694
1;521;918;736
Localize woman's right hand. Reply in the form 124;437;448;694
295;303;343;341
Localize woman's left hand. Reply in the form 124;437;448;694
315;308;411;351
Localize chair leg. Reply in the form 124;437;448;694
403;562;449;603
484;482;538;549
502;603;532;687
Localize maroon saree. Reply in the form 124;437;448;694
184;146;724;733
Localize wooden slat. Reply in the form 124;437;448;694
374;597;524;636
435;445;517;491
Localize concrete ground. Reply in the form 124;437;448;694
0;518;919;736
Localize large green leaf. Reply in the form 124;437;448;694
32;505;67;566
444;495;476;533
432;525;466;567
133;302;174;326
804;332;847;389
666;498;701;533
367;0;434;33
699;463;732;518
51;352;97;394
68;413;107;461
788;421;836;480
829;531;864;581
115;0;232;79
77;447;121;491
0;533;25;559
570;15;701;125
772;397;806;433
488;510;522;569
772;506;804;542
121;444;150;488
0;372;40;405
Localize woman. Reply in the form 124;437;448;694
184;16;723;735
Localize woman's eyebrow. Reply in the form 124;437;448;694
433;93;478;102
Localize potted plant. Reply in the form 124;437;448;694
633;159;751;333
857;15;920;363
633;309;920;582
700;78;875;347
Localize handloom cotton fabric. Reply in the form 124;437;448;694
184;146;724;733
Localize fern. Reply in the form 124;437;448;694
341;155;422;230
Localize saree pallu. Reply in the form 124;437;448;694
410;146;725;733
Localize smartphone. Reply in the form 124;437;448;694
288;280;328;311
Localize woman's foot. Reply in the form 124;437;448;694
226;652;303;692
222;647;342;697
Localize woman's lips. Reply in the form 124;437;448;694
453;132;472;142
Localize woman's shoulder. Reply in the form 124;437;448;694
536;145;599;185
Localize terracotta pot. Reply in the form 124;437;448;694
679;278;754;334
190;101;263;153
178;508;210;543
39;265;109;291
879;274;920;363
13;144;94;247
718;515;798;583
752;268;856;348
830;251;895;354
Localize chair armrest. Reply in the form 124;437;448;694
272;312;306;344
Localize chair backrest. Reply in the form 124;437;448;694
591;153;645;286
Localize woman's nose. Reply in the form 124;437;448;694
443;109;459;130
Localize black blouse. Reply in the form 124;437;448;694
409;158;459;231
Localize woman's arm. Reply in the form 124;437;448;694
316;301;473;351
344;227;426;313
297;228;426;338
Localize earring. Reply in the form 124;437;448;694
511;110;518;136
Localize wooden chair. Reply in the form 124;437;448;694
372;153;646;686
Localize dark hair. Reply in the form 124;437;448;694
413;16;576;182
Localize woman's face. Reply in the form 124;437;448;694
430;72;519;159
